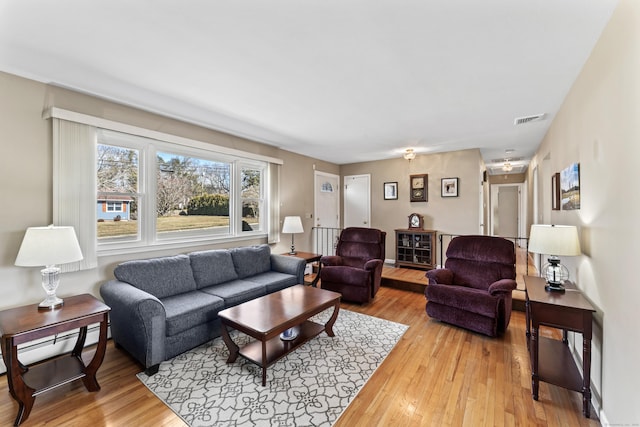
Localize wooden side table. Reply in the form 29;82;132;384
281;251;322;287
0;294;110;426
523;276;596;418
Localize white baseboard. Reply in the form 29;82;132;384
0;324;108;375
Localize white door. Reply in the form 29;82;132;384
343;174;370;228
314;171;340;228
490;183;525;242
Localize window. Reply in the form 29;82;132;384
96;129;267;251
106;202;123;212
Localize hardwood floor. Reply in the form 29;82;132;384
0;269;600;426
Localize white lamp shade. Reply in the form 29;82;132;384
528;224;581;256
282;216;304;234
15;225;84;267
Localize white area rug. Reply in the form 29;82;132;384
137;309;408;426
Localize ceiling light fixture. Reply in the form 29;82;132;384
502;161;513;172
403;149;416;161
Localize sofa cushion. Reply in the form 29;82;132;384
114;254;197;299
230;244;271;279
162;291;225;337
246;271;298;293
425;283;499;318
200;279;266;307
189;249;239;289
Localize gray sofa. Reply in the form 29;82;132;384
100;244;305;375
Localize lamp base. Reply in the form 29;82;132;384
544;281;566;292
38;295;64;310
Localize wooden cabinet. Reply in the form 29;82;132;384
524;276;595;418
394;229;436;269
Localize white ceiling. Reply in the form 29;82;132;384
0;1;617;171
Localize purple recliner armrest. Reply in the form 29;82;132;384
488;278;517;296
426;268;453;285
320;255;343;267
363;259;383;271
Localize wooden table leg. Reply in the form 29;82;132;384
324;300;340;337
82;314;109;392
2;337;36;426
531;324;539;401
220;322;239;363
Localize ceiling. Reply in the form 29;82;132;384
0;1;617;172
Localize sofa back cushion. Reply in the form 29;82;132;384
189;249;239;289
230;244;271;278
114;254;197;299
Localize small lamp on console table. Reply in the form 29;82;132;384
15;225;84;309
282;216;304;255
528;224;581;292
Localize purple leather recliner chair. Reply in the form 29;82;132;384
425;235;517;337
320;227;386;303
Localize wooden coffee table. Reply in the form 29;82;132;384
218;285;341;386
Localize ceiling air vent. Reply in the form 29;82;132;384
514;113;546;125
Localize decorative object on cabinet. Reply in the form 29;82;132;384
560;162;580;210
527;224;581;292
383;182;398;200
394;229;435;269
410;174;428;202
551;173;560;210
14;225;84;310
408;212;424;229
441;177;459;197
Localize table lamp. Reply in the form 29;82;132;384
15;225;84;309
528;224;581;292
282;216;304;255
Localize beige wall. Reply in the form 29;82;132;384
341;149;483;261
0;71;338;310
526;0;639;423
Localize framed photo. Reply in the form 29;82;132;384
410;174;428;202
383;182;398;200
441;177;459;197
560;162;580;210
551;172;560;210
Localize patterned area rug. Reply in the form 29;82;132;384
137;309;408;426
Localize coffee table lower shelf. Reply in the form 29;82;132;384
238;320;325;368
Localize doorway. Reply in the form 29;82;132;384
343;174;371;228
490;183;526;245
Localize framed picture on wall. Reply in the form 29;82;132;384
441;177;459;197
383;182;398;200
560;162;580;210
551;172;560;210
410;174;428;202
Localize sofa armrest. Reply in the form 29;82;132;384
320;255;343;267
426;268;454;285
270;254;306;284
488;278;518;296
100;280;167;369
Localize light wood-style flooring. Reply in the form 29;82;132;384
0;261;600;426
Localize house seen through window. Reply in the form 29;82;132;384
96;129;265;248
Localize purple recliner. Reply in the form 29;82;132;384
424;235;517;337
320;227;386;303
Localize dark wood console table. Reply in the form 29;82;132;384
523;276;596;418
0;294;110;426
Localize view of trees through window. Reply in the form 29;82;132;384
97;142;263;241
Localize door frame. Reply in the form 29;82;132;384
490;183;526;243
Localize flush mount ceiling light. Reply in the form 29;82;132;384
502;161;513;172
403;148;416;160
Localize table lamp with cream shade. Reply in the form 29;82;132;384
282;216;304;255
15;225;84;309
528;224;581;292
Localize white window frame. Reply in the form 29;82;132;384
45;108;283;257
